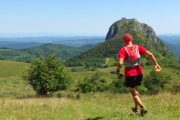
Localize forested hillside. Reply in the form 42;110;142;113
0;43;97;62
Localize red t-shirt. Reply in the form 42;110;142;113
118;45;147;76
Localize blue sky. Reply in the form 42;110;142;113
0;0;180;36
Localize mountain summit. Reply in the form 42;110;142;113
66;18;178;68
105;18;157;42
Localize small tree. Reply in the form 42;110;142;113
23;54;71;96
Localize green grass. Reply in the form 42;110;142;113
0;60;180;119
0;60;34;98
0;93;180;120
0;77;35;98
0;60;29;77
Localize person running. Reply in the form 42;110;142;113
116;33;161;116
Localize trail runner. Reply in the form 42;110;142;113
116;33;161;116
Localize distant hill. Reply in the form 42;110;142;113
159;35;180;60
0;36;104;48
0;43;97;62
66;18;179;68
0;41;44;49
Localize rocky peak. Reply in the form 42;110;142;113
105;18;157;42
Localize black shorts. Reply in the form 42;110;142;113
125;75;143;88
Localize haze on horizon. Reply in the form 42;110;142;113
0;0;180;37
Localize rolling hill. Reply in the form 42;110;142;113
0;43;97;62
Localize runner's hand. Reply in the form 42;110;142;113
116;69;124;79
118;74;124;79
154;64;161;72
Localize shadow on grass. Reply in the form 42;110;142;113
86;116;104;120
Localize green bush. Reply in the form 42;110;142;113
23;54;71;96
143;71;171;94
138;85;148;94
77;72;108;93
109;76;128;93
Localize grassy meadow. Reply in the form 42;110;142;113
0;60;180;119
1;93;180;120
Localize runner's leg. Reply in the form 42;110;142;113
130;87;145;109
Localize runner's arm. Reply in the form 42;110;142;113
116;58;124;75
146;51;161;72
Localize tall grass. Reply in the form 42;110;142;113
0;77;35;98
0;60;29;77
0;93;180;120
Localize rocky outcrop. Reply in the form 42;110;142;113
105;18;158;43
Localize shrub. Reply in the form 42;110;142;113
23;54;71;96
138;85;148;94
109;76;128;93
143;71;171;94
77;72;108;93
